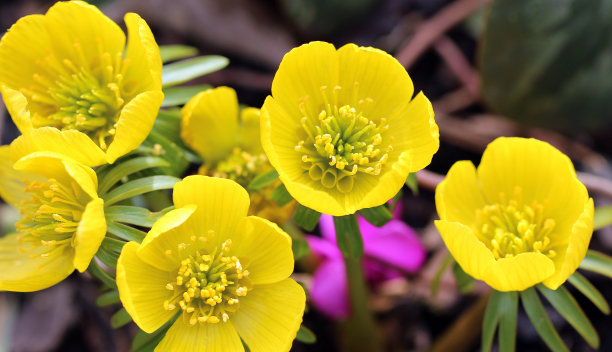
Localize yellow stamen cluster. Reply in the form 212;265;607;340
295;84;391;193
163;237;251;325
23;38;131;149
15;179;84;262
211;147;269;187
475;187;557;260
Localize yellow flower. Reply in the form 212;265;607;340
435;137;594;292
260;41;439;216
0;146;106;292
181;86;295;223
0;1;164;164
116;176;306;351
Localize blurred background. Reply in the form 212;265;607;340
1;0;612;351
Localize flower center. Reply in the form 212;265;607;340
15;179;84;260
474;187;557;260
210;147;269;187
163;238;251;325
295;84;391;193
22;39;130;150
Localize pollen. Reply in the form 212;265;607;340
162;238;251;325
210;147;269;187
295;83;391;193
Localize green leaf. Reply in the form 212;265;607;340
479;0;612;132
567;272;610;314
159;44;198;63
88;259;117;289
98;156;170;195
269;184;293;207
247;169;279;191
101;237;126;253
358;205;392;227
96;290;120;307
162;56;229;87
106;222;147;243
520;287;569;352
293;205;321;232
537;284;599;348
103;176;180;206
292;238;310;260
431;253;453;297
481;290;502;352
498;291;518;352
594;206;612;230
296;325;317;344
579;250;612;279
111;308;132;329
452;262;475;294
105;206;165;228
141;131;191;176
153;109;182;140
95;246;119;269
131;317;176;352
333;214;363;259
405;172;418;195
161;84;211;107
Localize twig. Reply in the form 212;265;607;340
417;169;445;191
433;36;480;98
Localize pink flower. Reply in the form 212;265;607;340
305;204;426;319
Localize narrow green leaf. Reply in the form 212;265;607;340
103;176;180;206
105;206;165;227
131;316;176;352
88;259;117;289
159;44;198;63
580;250;612;279
498;291;518;352
247;169;279;191
334;214;363;259
107;222;147;243
537;284;599;348
296;325;317;344
101;237;126;253
593;206;612;230
141;131;191;175
111;308;132;329
567;272;610;314
482;290;503;352
452;262;475;294
162;55;229;87
95;246;119;269
293;204;321;232
520;287;569;352
96;290;120;307
98;157;170;195
358;205;393;227
292;238;310;260
431;253;453;297
405;172;419;195
161;84;210;107
153;109;182;140
269;184;293;207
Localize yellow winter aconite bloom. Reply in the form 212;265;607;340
0;1;164;164
0;146;106;292
181;86;295;223
435;137;594;292
116;176;306;352
261;41;439;216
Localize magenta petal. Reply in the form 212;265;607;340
305;235;341;260
319;214;337;242
362;220;426;273
391;200;403;219
309;258;349;320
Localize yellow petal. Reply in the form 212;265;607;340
180;87;239;165
232;279;305;352
434;220;495;281
543;198;594;289
485;252;555;292
116;242;175;333
238;107;263;154
0;86;32;132
233;216;294;285
106;90;164;163
124;12;162;92
172;176;249;248
435;160;486;224
73;198;106;272
0;233;74;292
10;127;107;167
138;205;197;272
0;145;43;207
156;319;243;352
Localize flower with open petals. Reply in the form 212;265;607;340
261;41;439;215
0;1;163;164
435;137;594;292
116;176;305;351
181;86;294;223
0;146;106;291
